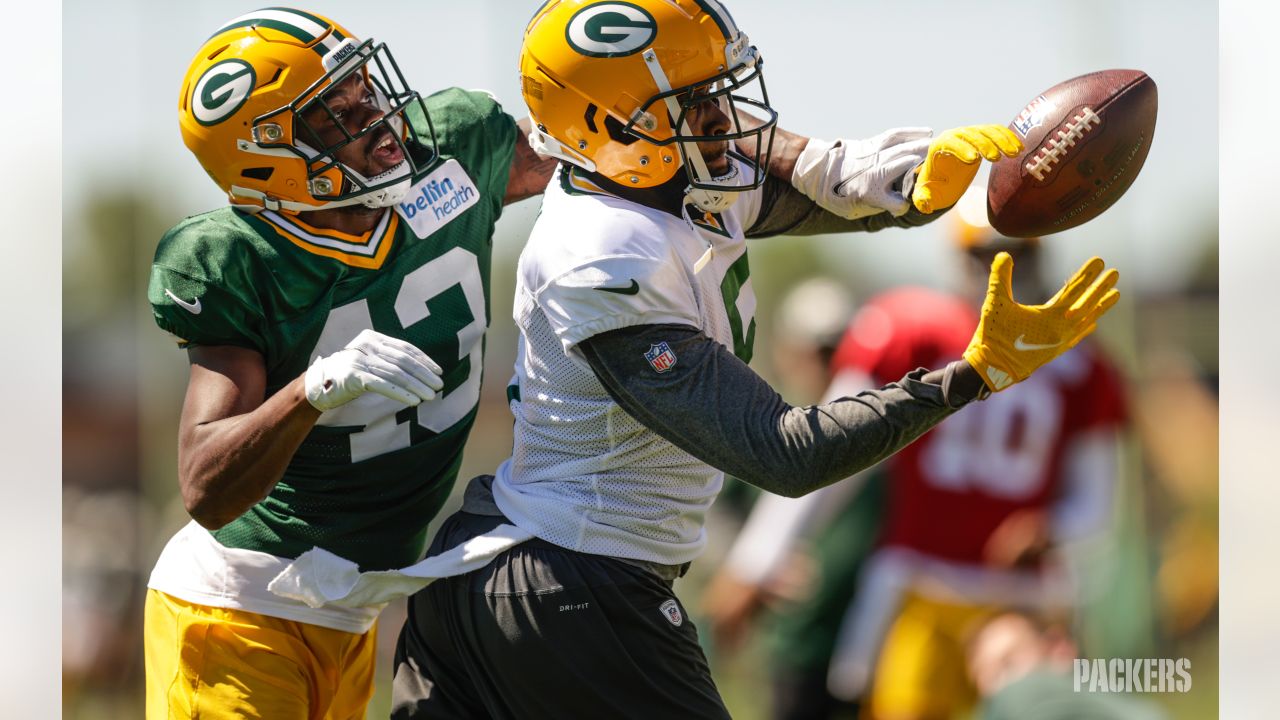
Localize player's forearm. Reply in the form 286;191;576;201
179;375;321;530
580;324;984;497
745;174;942;238
504;118;558;205
735;115;942;237
732;116;808;181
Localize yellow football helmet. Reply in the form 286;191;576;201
520;0;777;211
178;7;437;213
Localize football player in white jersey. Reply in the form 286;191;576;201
390;2;1122;717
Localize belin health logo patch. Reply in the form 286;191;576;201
397;159;480;239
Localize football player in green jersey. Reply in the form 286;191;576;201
141;8;555;719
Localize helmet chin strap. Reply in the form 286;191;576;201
345;158;413;208
685;158;742;213
642;49;743;214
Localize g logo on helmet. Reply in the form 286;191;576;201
192;59;256;127
565;2;657;57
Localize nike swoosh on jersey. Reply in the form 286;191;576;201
594;280;640;295
164;289;203;315
1013;334;1062;351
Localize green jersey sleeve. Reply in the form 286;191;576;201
147;211;270;352
411;87;519;218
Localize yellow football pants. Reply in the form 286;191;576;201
144;589;376;720
868;593;991;720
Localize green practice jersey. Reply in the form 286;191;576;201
148;88;517;570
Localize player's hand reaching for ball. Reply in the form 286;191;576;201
304;329;444;411
964;252;1119;392
912;125;1022;213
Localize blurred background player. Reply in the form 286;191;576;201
966;611;1167;720
705;185;1130;720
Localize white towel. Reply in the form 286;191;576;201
268;523;534;608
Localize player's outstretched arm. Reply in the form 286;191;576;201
579;325;987;498
736;122;1020;237
178;330;442;530
736;122;929;221
574;253;1117;498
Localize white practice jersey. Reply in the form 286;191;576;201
492;160;763;565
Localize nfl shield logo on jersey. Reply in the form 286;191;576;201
659;599;684;627
644;342;678;373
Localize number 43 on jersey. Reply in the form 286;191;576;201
310;247;485;463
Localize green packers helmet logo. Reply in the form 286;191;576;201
192;59;256;126
566;2;657;58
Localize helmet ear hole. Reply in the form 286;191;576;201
241;167;274;181
603;115;640;146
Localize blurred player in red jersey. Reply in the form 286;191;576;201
705;187;1129;720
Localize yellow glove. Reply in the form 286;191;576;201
964;252;1120;392
912;125;1022;214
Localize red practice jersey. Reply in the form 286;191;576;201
831;287;1127;565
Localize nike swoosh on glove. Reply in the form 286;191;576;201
304;329;444;412
912;125;1022;214
963;252;1120;392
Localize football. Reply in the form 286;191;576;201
987;69;1158;237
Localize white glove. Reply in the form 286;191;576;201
304;329;444;412
790;127;933;219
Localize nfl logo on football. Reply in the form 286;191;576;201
1013;94;1058;137
659;599;683;627
644;342;678;373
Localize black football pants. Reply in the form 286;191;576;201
390;510;731;720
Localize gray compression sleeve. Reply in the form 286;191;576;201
745;172;943;238
578;323;979;498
